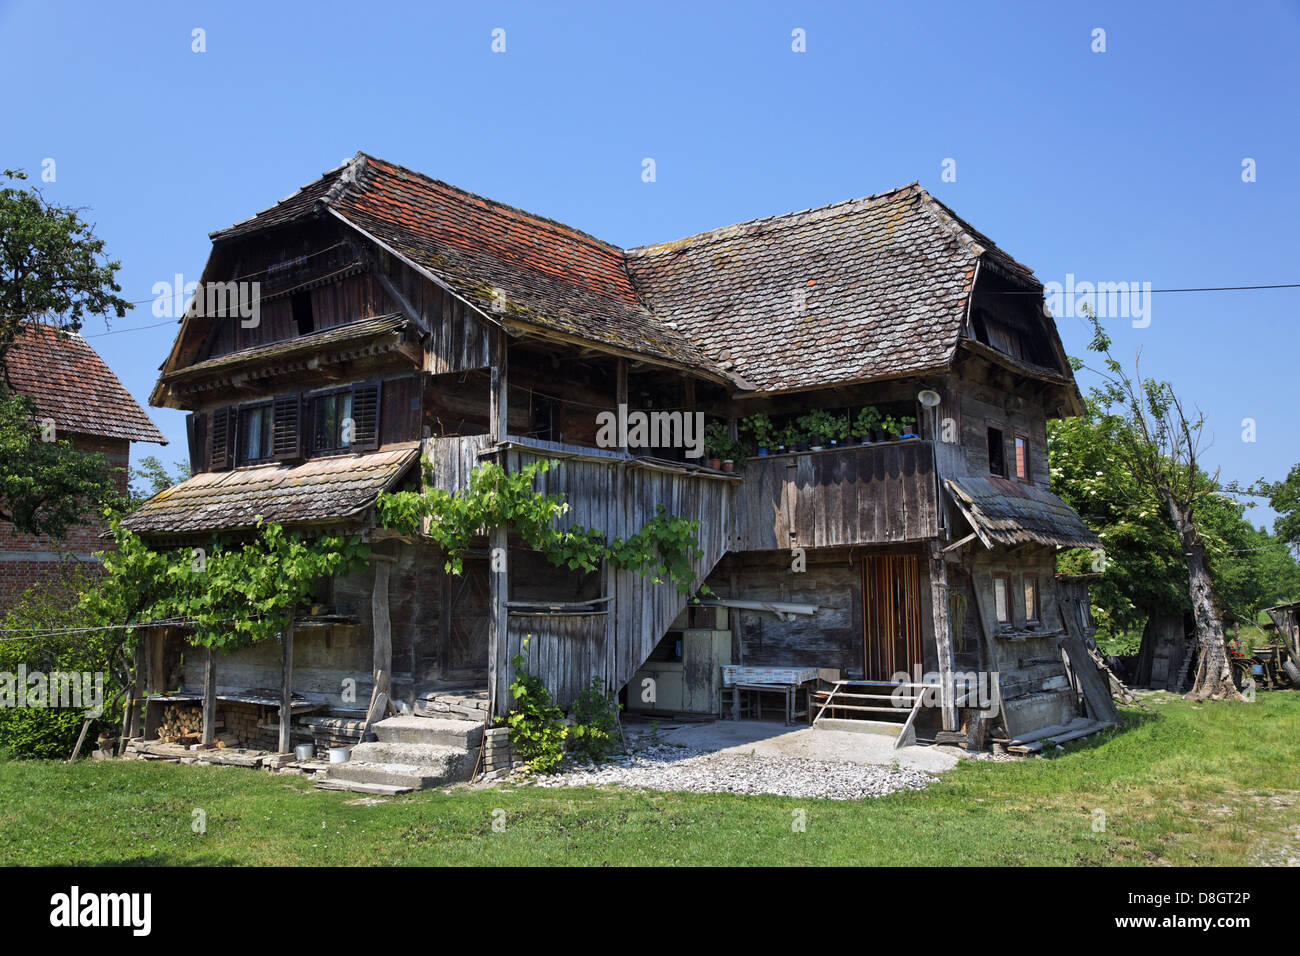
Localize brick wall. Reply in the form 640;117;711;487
0;433;130;612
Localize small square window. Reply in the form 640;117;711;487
1024;577;1039;624
238;403;273;464
994;575;1012;624
988;427;1006;477
1014;436;1029;480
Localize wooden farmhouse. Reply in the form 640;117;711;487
125;153;1110;772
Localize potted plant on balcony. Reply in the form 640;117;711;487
704;420;729;470
740;412;777;456
880;414;917;441
798;410;846;452
852;406;883;444
781;422;806;453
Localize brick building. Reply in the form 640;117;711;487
0;322;167;610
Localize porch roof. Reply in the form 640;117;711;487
946;476;1099;550
121;446;419;537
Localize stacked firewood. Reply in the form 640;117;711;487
157;705;203;743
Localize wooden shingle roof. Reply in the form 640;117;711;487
946;476;1099;550
5;322;166;444
121;446;418;536
208;153;1057;396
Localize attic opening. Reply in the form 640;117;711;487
291;291;315;336
987;426;1006;477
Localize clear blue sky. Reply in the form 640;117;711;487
3;0;1297;524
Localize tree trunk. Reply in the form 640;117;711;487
1167;496;1241;700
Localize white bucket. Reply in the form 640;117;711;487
295;743;314;762
328;746;351;764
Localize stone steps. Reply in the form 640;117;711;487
372;714;483;749
317;711;484;794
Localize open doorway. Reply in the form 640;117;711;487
861;554;923;681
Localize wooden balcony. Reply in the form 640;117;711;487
736;439;940;551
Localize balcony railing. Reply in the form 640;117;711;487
735;439;940;550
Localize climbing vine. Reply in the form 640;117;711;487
377;459;708;595
85;516;371;650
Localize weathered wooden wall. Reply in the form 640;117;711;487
738;440;939;551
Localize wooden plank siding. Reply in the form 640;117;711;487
422;436;941;712
739;440;940;552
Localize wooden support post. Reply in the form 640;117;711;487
439;565;453;681
489;524;509;717
929;543;958;731
371;557;393;705
489;328;508;443
201;646;216;747
278;623;295;754
615;358;629;453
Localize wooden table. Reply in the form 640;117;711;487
731;681;813;726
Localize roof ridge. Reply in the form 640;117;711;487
347;153;629;257
623;182;922;257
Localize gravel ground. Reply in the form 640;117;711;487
524;742;936;801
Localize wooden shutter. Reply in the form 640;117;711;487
186;412;209;474
272;393;302;461
350;381;381;450
208;406;235;471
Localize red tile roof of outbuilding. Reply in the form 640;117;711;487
5;323;167;444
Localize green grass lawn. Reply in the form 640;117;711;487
2;692;1297;866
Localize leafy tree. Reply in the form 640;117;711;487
0;169;133;537
128;455;191;508
1252;463;1300;555
0;169;131;373
0;392;123;536
1066;313;1240;698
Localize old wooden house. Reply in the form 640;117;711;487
125;153;1108;779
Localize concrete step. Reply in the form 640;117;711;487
349;740;468;770
326;760;463;790
372;714;483;749
814;717;904;737
315;779;415;796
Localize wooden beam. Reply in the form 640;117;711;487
489;329;508;442
615;357;629;453
201;646;216;747
371;559;393;706
929;542;958;731
489;524;509;716
278;623;295;754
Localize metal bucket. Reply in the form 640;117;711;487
328;746;351;764
294;743;314;762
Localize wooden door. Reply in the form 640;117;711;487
441;558;490;680
862;554;923;681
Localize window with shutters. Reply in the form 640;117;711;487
310;381;381;454
238;402;274;464
272;394;302;461
208;406;235;471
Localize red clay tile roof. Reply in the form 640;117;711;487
5;323;166;444
207;153;1059;395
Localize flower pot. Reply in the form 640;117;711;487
709;457;723;470
757;447;770;456
722;459;735;473
810;445;824;452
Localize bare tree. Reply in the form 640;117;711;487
1079;312;1241;700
